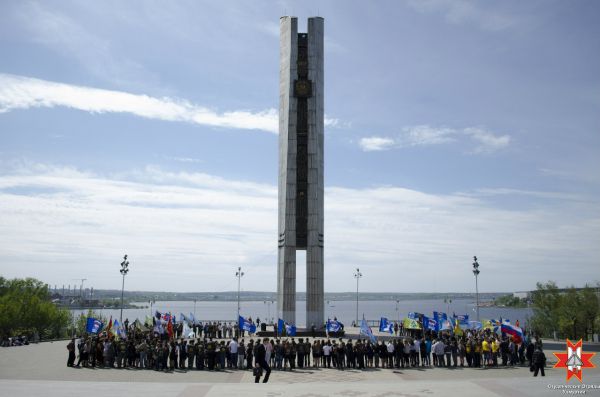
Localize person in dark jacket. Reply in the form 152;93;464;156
531;346;546;377
255;338;271;383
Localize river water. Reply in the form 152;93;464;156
72;298;532;327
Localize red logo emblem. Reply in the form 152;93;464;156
553;339;596;382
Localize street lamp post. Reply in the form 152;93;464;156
354;268;362;326
119;255;129;323
264;300;273;324
236;267;244;322
472;256;480;322
193;299;197;321
149;298;155;317
444;296;452;315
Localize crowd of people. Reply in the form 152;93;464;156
66;321;548;381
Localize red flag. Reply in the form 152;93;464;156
167;318;174;339
105;316;113;334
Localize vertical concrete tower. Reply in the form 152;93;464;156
277;16;324;328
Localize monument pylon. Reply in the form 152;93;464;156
277;16;324;328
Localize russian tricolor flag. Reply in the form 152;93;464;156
501;323;523;343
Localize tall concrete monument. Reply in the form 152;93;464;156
277;16;324;328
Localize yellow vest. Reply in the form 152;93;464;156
482;341;490;352
492;341;500;353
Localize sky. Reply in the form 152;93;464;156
0;0;599;294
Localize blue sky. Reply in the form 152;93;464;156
0;0;599;293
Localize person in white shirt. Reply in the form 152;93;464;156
322;342;332;368
229;338;238;369
386;341;395;368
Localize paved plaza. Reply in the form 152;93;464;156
1;339;599;397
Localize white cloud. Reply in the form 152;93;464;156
0;73;344;135
0;163;597;294
463;127;511;153
0;73;279;133
359;125;510;153
359;137;396;151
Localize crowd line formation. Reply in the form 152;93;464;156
66;322;548;382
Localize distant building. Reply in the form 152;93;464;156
513;291;530;299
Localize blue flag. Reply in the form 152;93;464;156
360;317;377;343
86;317;103;334
277;318;284;334
454;314;469;325
408;312;422;320
239;315;256;333
326;319;342;332
379;317;393;334
113;319;127;339
286;323;297;336
423;316;437;331
469;320;483;330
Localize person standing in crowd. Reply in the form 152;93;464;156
237;340;245;370
531;346;546;377
229;337;238;369
66;338;76;367
255;338;272;383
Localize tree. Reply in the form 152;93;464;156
530;281;562;337
0;276;70;340
530;281;600;340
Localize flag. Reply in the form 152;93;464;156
153;321;164;335
86;317;103;334
144;315;153;327
155;310;162;320
423;316;437;331
453;318;463;336
286;323;297;336
105;316;113;335
454;314;469;325
189;312;196;324
483;319;500;332
440;319;452;331
379;317;394;334
113;319;127;340
239;315;257;333
277;319;296;336
501;323;523;343
360;317;377;343
468;320;483;330
408;312;422;320
403;317;421;330
167;318;174;339
326;319;342;332
179;313;188;323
